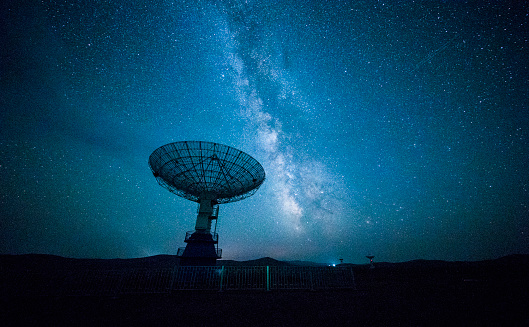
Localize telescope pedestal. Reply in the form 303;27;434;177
179;231;220;266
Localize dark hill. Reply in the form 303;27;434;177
218;256;291;266
2;253;529;272
0;254;180;271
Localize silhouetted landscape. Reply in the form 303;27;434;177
2;254;528;326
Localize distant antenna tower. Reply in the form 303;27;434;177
149;141;265;265
366;255;375;269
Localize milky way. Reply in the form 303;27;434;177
1;0;528;263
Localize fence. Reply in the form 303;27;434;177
1;266;355;296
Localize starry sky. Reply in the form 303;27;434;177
1;0;528;264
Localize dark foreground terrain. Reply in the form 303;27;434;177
2;254;528;326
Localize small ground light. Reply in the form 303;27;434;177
366;255;375;269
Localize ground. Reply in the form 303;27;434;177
2;255;528;326
2;276;527;326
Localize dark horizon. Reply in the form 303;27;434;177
3;252;529;267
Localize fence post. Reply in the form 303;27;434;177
351;266;356;290
266;266;270;291
169;266;177;292
219;266;224;292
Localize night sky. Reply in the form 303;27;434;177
1;0;528;264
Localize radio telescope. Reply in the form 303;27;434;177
149;141;266;265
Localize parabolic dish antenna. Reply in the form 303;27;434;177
149;141;266;265
149;141;265;204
